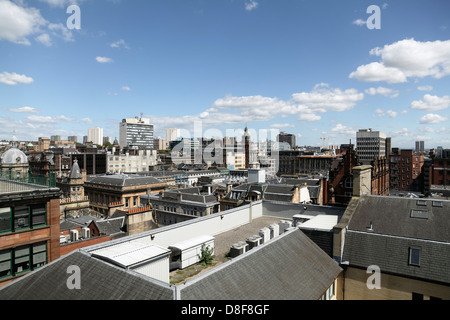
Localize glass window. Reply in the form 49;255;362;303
14;246;30;274
0;250;12;279
0;207;11;233
31;204;46;227
32;242;47;270
14;206;29;230
409;248;420;266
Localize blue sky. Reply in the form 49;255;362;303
1;0;450;149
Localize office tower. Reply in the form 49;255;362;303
277;132;296;150
68;136;78;142
356;129;387;164
87;127;103;146
119;115;154;150
166;128;180;143
415;141;425;154
50;135;61;142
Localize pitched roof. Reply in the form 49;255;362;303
86;174;164;187
178;229;342;300
0;251;175;300
342;195;450;284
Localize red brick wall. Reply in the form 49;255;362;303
59;236;111;257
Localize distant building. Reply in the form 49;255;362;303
277;132;296;150
83;174;167;217
390;149;424;192
87;127;103;146
415;141;425;154
166;128;180;143
144;186;220;226
68;136;78;143
120;116;154;150
356;129;387;164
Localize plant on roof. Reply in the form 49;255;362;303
199;244;214;266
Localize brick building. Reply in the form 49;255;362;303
390;149;424;192
0;179;61;287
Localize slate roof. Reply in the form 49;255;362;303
0;229;342;300
342;195;450;285
0;251;175;300
86;174;164;187
178;229;342;300
92;217;125;236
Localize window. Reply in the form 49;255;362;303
32;242;47;269
13;206;29;230
0;250;11;279
411;209;428;219
432;201;443;207
0;243;47;280
14;246;30;274
0;207;11;234
31;204;46;227
409;247;421;266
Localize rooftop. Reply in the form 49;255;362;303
0;200;344;300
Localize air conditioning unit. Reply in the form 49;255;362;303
70;229;79;242
269;224;279;239
229;241;248;258
82;227;90;239
258;227;270;244
246;235;262;250
278;220;292;234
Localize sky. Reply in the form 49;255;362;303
1;0;450;149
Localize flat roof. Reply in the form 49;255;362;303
91;240;170;268
298;215;338;231
169;235;214;251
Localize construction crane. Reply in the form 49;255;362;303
320;136;329;150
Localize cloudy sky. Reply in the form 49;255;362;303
1;0;450;148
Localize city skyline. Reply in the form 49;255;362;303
1;0;450;149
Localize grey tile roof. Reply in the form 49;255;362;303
86;174;164;187
342;195;450;285
178;229;342;300
0;251;175;300
93;217;125;235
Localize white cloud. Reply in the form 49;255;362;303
245;0;258;11
332;124;356;136
111;39;129;49
352;19;366;27
350;39;450;83
48;22;74;42
386;110;397;118
270;123;295;129
417;85;433;91
292;83;364;113
0;71;34;85
420;113;448;124
365;86;399;98
299;113;321;122
36;33;52;46
410;94;450;112
96;56;113;63
0;0;47;45
391;128;411;137
350;62;407;83
121;86;131;91
375;109;385;118
8;106;39;114
38;0;79;8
